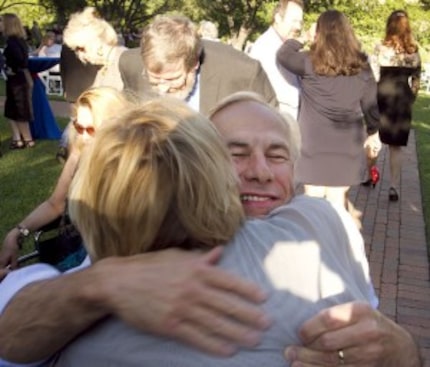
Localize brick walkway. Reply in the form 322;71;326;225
349;130;430;366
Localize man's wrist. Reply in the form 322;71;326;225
80;258;121;315
388;322;422;367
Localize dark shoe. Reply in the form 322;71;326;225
24;140;36;148
9;140;24;149
361;179;372;187
56;146;68;164
389;187;399;202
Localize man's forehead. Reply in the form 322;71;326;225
147;63;185;78
213;101;288;136
283;2;303;19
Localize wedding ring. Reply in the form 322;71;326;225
338;349;345;365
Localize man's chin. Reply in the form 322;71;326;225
244;203;277;218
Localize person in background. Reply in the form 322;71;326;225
35;31;62;58
198;20;220;41
55;45;100;163
119;14;277;114
33;31;62;76
63;7;127;90
277;10;381;210
1;13;35;149
370;10;421;202
30;20;42;48
0;87;132;271
249;0;303;119
56;6;127;163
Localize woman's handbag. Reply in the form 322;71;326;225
18;213;85;272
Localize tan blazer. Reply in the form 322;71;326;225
119;40;278;114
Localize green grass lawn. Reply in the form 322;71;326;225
413;93;430;248
0;116;68;253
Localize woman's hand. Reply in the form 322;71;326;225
364;132;381;159
0;229;20;269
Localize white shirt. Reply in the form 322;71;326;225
249;27;300;119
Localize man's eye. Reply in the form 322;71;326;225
268;155;289;162
231;152;248;158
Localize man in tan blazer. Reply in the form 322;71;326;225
119;14;277;114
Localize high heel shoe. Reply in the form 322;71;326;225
370;166;380;187
361;179;373;187
361;166;380;188
389;187;399;202
9;140;24;149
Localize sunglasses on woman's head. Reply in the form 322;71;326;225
73;120;95;136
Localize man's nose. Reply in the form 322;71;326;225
243;154;274;182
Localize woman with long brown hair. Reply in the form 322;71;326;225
277;10;380;210
371;10;421;202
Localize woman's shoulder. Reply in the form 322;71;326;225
374;43;420;68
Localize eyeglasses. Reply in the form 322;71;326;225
73;120;95;136
146;71;189;92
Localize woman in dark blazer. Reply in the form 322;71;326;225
1;13;34;149
277;10;380;210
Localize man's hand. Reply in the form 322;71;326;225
95;246;271;356
0;246;270;363
284;302;421;367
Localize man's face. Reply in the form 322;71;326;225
146;62;197;100
274;1;303;41
212;100;295;217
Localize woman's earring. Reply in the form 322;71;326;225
97;46;103;57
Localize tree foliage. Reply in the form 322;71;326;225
188;0;275;48
11;0;430;56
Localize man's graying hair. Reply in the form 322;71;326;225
209;91;301;164
140;14;203;73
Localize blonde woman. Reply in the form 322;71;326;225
56;98;374;366
0;87;132;270
1;13;34;149
63;6;127;90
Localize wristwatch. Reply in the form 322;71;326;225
16;224;30;249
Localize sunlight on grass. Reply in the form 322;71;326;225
413;94;430;251
0;116;67;253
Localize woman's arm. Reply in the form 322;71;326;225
276;39;307;76
0;153;80;269
410;53;422;97
360;70;380;135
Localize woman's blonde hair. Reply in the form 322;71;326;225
2;13;26;38
68;86;133;153
209;91;301;164
63;7;118;55
69;98;244;261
